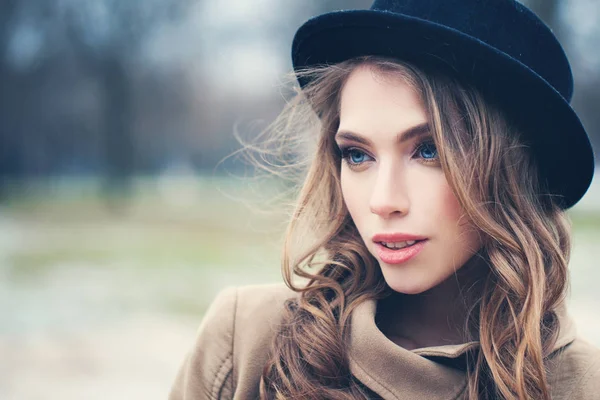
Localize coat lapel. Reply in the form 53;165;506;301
348;298;576;399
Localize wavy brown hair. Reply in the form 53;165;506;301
243;56;571;399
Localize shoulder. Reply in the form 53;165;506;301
548;337;600;400
199;282;297;333
169;282;298;400
232;283;300;387
234;281;299;325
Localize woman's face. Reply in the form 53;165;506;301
336;65;483;295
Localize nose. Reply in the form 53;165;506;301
369;163;410;218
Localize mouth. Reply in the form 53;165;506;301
374;239;428;264
377;239;425;250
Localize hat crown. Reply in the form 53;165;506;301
371;0;573;101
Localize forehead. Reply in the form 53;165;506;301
338;66;428;133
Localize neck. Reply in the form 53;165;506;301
376;254;489;350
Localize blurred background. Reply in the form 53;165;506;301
0;0;598;399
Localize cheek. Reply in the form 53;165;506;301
441;183;482;252
340;171;368;224
441;183;464;221
340;171;357;213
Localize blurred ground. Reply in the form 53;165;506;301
0;176;599;400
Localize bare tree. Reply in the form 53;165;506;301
0;0;21;199
58;0;193;200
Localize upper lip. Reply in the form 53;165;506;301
372;233;428;243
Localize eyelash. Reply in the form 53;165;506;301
337;140;439;170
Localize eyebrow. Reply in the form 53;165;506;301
334;122;431;146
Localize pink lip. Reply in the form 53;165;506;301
374;240;427;264
372;233;428;242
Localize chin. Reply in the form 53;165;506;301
378;262;451;295
382;275;435;295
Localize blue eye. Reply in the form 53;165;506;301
349;149;367;163
339;147;373;167
417;142;438;160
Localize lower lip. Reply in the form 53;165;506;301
375;240;427;264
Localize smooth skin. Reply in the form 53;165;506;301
335;65;487;349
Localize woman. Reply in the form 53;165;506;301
169;1;599;399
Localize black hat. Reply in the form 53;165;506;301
291;0;595;209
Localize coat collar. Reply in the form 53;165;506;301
347;298;577;400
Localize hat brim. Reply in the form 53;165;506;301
292;10;595;209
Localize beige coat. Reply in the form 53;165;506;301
169;283;600;399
